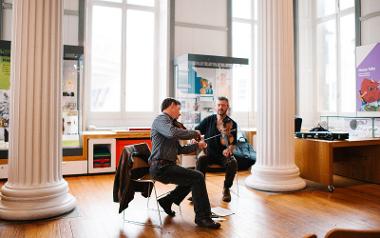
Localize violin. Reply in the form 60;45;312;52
219;117;234;147
173;119;202;141
173;119;187;130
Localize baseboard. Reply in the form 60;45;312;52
0;160;89;178
62;160;88;175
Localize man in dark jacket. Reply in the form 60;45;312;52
149;97;220;229
195;96;237;202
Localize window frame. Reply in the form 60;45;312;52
85;0;162;128
230;0;258;128
315;0;356;115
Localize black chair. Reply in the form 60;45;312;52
122;143;182;228
295;117;302;132
121;144;163;228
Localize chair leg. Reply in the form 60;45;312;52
122;180;162;229
152;183;163;228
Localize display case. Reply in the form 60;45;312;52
174;54;249;129
62;45;84;150
174;54;250;167
320;115;380;138
0;43;84;159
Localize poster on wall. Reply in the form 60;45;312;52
0;41;11;129
356;43;380;111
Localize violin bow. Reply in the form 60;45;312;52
203;128;237;141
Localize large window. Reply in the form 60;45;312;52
232;0;258;113
87;0;164;127
316;0;356;113
297;0;356;127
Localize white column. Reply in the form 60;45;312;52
245;0;306;192
0;0;76;220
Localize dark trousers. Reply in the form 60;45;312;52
149;162;211;220
196;155;237;188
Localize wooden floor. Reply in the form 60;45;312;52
0;171;380;238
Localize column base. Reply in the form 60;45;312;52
245;165;306;192
0;180;76;220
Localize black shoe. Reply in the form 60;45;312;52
158;196;176;217
195;217;221;229
222;188;231;202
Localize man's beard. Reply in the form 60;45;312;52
217;110;227;117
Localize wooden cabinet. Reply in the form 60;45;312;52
82;130;151;171
295;138;380;191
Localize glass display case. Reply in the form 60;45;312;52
174;54;249;129
174;54;250;168
0;43;84;160
62;45;84;149
320;115;380;138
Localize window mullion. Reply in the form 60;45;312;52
121;2;127;115
85;2;94;125
153;0;159;113
91;0;123;8
339;8;355;16
232;17;253;24
251;0;255;113
336;0;341;114
314;0;322;114
126;3;155;12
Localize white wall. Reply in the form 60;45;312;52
174;0;228;57
63;0;80;45
361;0;380;45
2;0;12;41
1;0;80;45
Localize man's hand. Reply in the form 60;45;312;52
190;135;204;144
197;140;208;150
194;130;202;141
223;148;233;157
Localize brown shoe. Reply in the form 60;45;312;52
222;188;231;202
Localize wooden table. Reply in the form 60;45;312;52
295;138;380;192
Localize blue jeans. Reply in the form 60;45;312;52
150;161;211;219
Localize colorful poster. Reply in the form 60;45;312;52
0;48;10;90
0;90;9;127
193;67;215;95
356;43;380;111
181;66;216;95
